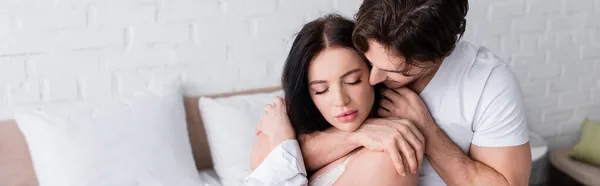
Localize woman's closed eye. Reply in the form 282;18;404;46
311;84;329;95
345;79;362;85
314;88;328;95
313;79;361;95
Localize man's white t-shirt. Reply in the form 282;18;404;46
417;40;530;186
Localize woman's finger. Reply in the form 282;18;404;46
273;96;284;106
264;104;274;112
255;120;263;135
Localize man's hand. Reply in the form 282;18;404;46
256;96;296;149
378;87;435;129
349;118;425;176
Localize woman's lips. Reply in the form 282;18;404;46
335;110;358;123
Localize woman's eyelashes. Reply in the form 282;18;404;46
314;88;328;95
312;79;362;95
311;84;328;95
346;79;362;85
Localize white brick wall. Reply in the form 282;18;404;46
0;0;598;148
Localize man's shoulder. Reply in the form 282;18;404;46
443;40;522;105
458;40;518;81
442;40;511;88
464;41;524;116
457;40;509;74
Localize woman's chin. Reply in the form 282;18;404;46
332;123;362;132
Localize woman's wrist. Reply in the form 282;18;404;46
268;133;296;150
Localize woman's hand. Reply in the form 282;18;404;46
349;118;425;176
251;96;296;170
256;96;296;149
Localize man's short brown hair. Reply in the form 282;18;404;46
352;0;469;74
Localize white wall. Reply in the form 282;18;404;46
0;0;598;148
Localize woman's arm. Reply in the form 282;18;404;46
334;148;419;186
299;128;361;171
247;133;309;186
251;96;298;171
250;133;271;171
302;118;424;176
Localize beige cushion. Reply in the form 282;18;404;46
550;147;600;185
568;119;600;167
0;87;280;186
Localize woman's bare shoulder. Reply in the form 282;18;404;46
334;148;419;186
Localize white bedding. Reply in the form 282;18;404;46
198;169;223;186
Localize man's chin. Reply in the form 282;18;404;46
383;82;407;89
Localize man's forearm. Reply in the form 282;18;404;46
299;128;361;171
424;125;509;186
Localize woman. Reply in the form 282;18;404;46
251;14;420;186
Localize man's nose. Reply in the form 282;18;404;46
369;67;386;85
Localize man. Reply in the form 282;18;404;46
248;0;532;185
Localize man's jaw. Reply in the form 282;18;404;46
383;81;407;89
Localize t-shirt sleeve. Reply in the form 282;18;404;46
471;65;530;147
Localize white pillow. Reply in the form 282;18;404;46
199;90;284;186
15;83;203;186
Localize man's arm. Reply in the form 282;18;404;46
381;65;531;185
470;143;531;185
420;65;531;185
299;128;360;171
423;126;531;186
301;119;425;175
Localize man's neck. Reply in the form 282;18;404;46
408;59;443;94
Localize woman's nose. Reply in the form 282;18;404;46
369;67;386;85
332;87;350;107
